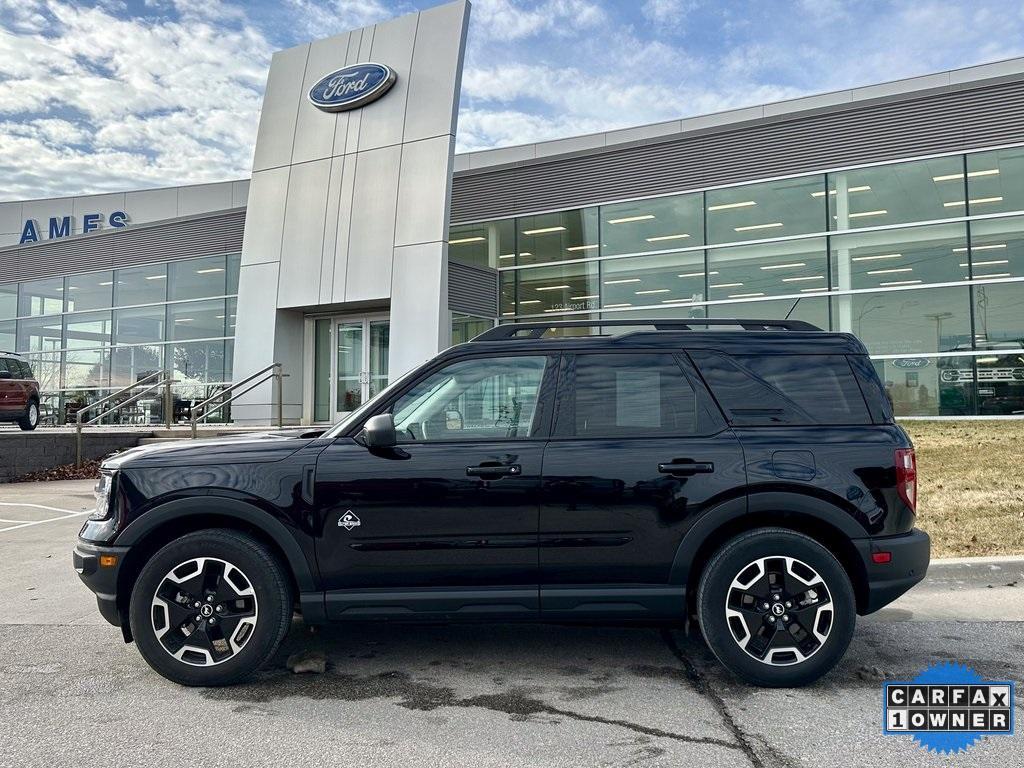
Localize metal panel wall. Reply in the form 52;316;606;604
233;0;470;424
450;79;1024;223
0;209;245;284
448;261;498;317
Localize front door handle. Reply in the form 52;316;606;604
466;464;522;478
658;460;714;476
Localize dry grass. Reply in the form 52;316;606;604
902;420;1024;558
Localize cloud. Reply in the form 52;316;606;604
2;0;1024;200
0;0;271;200
470;0;606;40
282;0;402;38
641;0;701;29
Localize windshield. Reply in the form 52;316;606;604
321;363;423;439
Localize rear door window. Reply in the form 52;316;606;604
689;351;872;425
554;353;707;437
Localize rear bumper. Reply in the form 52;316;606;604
853;528;930;614
73;541;130;627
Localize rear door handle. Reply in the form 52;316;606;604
466;464;521;478
658;461;714;476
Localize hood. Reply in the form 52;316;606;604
102;428;327;470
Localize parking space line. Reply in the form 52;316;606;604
0;510;92;533
0;501;82;515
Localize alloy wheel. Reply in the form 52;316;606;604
150;557;259;667
724;555;833;666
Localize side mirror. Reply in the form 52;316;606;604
362;413;397;448
0;370;12;380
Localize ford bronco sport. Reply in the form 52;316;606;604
74;318;929;687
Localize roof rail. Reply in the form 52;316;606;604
471;318;821;341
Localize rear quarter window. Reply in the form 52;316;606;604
689;351;872;426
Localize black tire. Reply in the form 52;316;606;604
17;399;39;431
696;527;855;687
129;529;293;686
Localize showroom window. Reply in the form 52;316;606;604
449;219;515;268
830;223;967;290
18;277;64;317
706;175;824;244
707;296;828;330
516;208;599;266
115;263;167;306
966;147;1024;216
967;215;1023;281
8;252;240;423
166;299;228;341
601;251;705;310
63;311;112;350
0;283;16;319
517;261;599;315
708;238;828;301
65;271;113;313
828;156;966;230
831;286;972;356
168;254;228;301
600;193;704;256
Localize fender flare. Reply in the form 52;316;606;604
669;490;866;586
115;496;316;592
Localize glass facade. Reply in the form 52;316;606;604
0;253;240;424
450;146;1024;417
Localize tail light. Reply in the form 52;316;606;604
895;448;917;513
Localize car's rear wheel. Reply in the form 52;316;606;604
17;400;39;431
129;529;292;686
696;527;855;687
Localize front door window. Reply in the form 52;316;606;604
391;356;547;442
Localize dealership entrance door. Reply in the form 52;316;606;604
310;314;390;424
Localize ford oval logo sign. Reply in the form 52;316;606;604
891;358;930;369
308;63;396;112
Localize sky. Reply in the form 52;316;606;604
1;0;1024;201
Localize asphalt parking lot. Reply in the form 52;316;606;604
0;479;1021;767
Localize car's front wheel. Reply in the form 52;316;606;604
129;529;293;686
696;527;855;687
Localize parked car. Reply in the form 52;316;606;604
0;351;41;430
74;319;929;688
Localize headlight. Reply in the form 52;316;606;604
89;471;117;521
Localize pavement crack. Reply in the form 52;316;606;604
659;629;798;768
456;690;740;750
202;667;741;751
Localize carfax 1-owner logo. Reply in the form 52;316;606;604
883;662;1015;754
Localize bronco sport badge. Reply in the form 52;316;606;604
338;511;361;531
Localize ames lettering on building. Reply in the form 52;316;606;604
20;211;129;245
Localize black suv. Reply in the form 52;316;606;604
75;319;929;688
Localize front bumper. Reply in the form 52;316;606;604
853;527;930;614
73;541;131;627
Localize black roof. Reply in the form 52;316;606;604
457;319;868;356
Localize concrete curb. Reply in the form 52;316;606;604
931;554;1024;565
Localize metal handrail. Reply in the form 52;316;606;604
189;363;283;438
75;370;175;467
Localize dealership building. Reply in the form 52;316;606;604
2;0;1024;424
